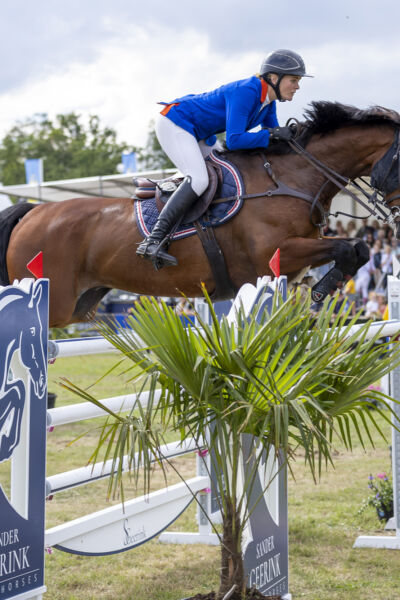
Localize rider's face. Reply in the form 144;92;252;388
268;74;301;101
279;75;301;101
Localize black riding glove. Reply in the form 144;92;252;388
267;126;293;142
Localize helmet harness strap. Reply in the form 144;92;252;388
262;73;285;102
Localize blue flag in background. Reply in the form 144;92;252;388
121;152;136;174
24;158;43;184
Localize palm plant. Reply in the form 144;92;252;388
62;289;400;600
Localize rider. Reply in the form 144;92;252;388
136;49;312;268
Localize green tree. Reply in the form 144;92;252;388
63;291;400;599
0;113;135;185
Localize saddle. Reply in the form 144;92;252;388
134;160;223;223
133;152;245;301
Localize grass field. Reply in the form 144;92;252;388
42;354;400;599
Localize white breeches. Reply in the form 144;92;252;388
155;114;217;196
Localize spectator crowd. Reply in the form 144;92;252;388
306;217;400;320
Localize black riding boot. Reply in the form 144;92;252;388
136;177;198;267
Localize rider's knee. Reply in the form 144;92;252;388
191;172;209;196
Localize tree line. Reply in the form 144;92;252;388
0;112;173;186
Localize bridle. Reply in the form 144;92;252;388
210;126;400;229
280;125;400;228
370;128;400;209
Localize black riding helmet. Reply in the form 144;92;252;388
260;49;313;101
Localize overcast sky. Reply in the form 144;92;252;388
1;0;399;150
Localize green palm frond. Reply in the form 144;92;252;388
66;287;400;508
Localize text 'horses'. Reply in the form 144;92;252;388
2;101;400;327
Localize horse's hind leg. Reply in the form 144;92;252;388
71;286;111;323
279;237;369;302
49;288;84;328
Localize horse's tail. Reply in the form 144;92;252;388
0;202;38;286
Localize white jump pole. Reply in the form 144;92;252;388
45;437;203;496
354;274;400;549
47;389;161;427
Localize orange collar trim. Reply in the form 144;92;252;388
260;78;268;103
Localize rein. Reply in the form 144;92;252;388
286;137;393;226
212;131;400;229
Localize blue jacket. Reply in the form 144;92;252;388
160;76;279;151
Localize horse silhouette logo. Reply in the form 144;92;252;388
0;281;47;464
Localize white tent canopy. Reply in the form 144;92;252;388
0;168;176;203
0;168;376;227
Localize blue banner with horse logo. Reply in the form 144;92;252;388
0;279;48;599
204;276;289;597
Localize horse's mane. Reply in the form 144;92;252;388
227;101;400;157
298;100;400;145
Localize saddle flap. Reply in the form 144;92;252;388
134;152;244;243
154;162;222;222
183;162;223;223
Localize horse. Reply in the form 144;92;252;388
2;101;400;328
0;282;46;462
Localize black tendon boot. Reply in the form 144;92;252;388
136;177;199;268
311;267;343;303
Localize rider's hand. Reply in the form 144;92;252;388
268;126;293;142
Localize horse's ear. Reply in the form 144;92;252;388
28;282;43;308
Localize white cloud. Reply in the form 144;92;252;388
278;41;400;125
0;25;262;147
0;20;399;153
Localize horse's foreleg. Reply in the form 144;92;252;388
279;237;369;302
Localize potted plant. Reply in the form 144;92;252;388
63;290;400;600
359;472;394;523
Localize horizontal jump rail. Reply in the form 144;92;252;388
345;319;400;340
45;476;212;555
49;319;400;362
46;437;203;496
49;336;118;358
47;389;161;427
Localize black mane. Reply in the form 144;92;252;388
299;100;400;144
227;101;400;157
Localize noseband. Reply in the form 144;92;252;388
371;128;400;203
